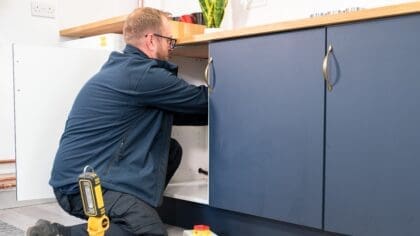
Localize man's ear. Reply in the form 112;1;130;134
145;35;156;51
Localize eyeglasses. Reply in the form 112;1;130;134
146;33;177;49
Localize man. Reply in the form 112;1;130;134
27;7;208;236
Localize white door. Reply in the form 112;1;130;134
14;44;111;201
0;43;15;163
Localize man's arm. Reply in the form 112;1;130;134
136;66;208;115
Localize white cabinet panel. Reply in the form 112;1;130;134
14;44;110;201
0;43;15;160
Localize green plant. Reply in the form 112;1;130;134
199;0;228;28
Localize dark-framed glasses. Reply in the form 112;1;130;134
152;33;177;49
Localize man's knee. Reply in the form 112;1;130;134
104;190;167;235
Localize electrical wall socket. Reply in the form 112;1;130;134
31;1;56;18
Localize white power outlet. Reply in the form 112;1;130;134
31;1;55;18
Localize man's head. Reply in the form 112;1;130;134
123;7;176;61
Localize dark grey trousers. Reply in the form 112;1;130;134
54;139;182;236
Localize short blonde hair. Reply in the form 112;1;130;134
123;7;168;43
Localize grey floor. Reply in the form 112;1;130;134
0;201;184;236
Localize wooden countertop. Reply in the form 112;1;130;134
60;1;420;46
181;1;420;44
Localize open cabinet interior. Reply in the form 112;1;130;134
165;56;209;205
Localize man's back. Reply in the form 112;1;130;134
49;45;208;207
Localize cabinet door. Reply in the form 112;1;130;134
209;29;325;228
14;44;110;200
0;43;15;161
325;15;420;235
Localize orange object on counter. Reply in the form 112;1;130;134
193;224;211;236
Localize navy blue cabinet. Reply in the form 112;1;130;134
204;13;420;235
209;28;325;228
325;15;420;235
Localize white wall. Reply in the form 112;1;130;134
0;0;137;45
58;0;138;29
143;0;201;17
229;0;415;29
144;0;416;30
0;0;60;45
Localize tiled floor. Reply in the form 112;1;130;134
0;201;184;235
0;220;24;236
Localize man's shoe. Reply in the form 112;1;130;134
26;219;63;236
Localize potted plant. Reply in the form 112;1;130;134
199;0;228;28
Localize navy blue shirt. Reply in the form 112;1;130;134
49;44;208;207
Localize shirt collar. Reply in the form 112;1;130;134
123;44;178;73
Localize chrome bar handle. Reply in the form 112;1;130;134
323;45;333;92
204;57;213;91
